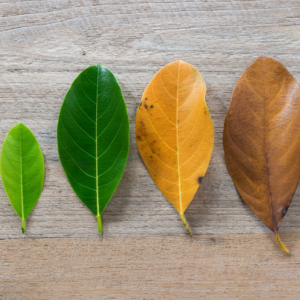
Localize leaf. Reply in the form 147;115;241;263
223;55;300;254
0;123;44;233
136;60;214;234
57;65;129;234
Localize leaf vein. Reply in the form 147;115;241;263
181;123;209;167
60;142;96;178
80;76;96;104
60;121;96;159
98;139;126;178
144;109;177;153
71;88;95;124
97;114;125;159
97;95;122;138
151;83;176;126
65;103;96;141
97;82;117;121
139;134;177;171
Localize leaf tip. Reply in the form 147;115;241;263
175;59;186;65
17;122;26;130
258;54;271;62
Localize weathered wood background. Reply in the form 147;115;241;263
1;0;300;299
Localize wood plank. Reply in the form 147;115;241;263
1;0;300;238
0;233;300;299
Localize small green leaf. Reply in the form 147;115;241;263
57;65;129;234
0;123;44;233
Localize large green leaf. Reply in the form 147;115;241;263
0;123;44;233
57;65;129;234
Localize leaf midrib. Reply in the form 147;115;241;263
96;66;99;218
19;124;24;224
176;61;182;214
262;57;276;232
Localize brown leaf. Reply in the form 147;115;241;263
223;55;300;254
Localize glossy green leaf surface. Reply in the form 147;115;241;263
57;65;129;234
0;123;44;233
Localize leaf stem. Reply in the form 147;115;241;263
275;233;290;255
22;218;25;234
97;215;102;235
180;212;192;236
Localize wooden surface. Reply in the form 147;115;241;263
1;233;300;300
1;0;300;298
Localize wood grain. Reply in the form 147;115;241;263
1;233;300;300
1;0;300;238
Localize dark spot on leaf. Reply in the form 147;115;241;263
145;98;148;100
144;104;148;109
198;177;203;183
150;156;153;158
282;205;290;218
150;105;154;108
137;135;142;141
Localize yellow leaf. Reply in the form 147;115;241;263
136;60;214;234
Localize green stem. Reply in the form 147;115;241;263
180;212;192;236
97;215;102;234
22;218;25;234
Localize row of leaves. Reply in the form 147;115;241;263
0;56;298;255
